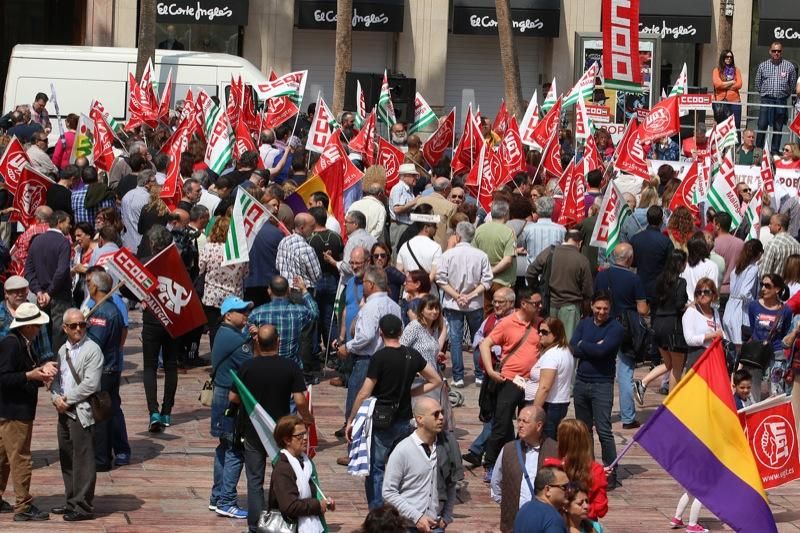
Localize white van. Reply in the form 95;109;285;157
3;44;268;125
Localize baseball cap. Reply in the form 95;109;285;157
398;163;419;176
379;314;403;339
220;295;254;315
4;276;29;291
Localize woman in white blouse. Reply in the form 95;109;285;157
682;277;724;369
521;317;574;440
680;233;720;301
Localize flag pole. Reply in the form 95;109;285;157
83;281;125;319
532;128;557;184
323;279;345;371
290;90;306;140
606;438;638;471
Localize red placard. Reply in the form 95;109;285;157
740;397;800;490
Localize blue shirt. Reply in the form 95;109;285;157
86;299;125;371
343;276;364;342
594;265;647;318
513;498;568;533
630;226;673;302
244;222;283;289
0;302;53;362
571;317;625;382
211;323;253;388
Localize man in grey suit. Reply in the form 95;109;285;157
50;308;104;522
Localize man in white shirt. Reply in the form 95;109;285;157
396;208;442;278
120;170;156;253
388;163;419;251
347;182;386;240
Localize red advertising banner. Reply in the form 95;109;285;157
740;396;800;490
602;0;642;87
106;247;158;301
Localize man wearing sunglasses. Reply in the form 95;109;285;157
755;41;797;152
513;463;570;533
51;308;104;522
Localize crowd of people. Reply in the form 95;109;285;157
1;40;800;532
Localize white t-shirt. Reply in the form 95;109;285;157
681;259;719;301
396;235;442;274
524;345;575;403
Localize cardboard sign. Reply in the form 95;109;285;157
678;93;713;112
586;104;611;123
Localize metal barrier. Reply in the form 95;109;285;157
709;91;798;146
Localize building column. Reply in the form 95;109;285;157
113;0;137;48
396;0;449;113
242;0;294;75
85;0;114;46
549;0;602;91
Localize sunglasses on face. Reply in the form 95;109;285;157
763;283;775;289
695;289;713;297
771;49;783;54
429;410;444;418
65;322;87;330
740;188;751;194
538;329;551;335
372;253;387;259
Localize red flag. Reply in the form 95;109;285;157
265;70;300;130
377;136;404;195
452;106;484;175
12;166;55;227
492;100;509;136
583;133;603;173
557;159;587;227
739;396;800;490
476;144;504;213
105;247;158;301
159;120;192;208
141;244;207;338
497;116;526;187
232;120;264;169
0;136;30;195
180;89;194;122
602;0;642;86
791;113;800;139
314;134;363;228
531;98;562;149
191;90;210;141
613;119;650;180
348;108;376;166
422;108;455;168
541;130;563;180
761;147;775;200
639;96;681;144
305;387;318;459
240;86;261;134
669;160;700;222
89;102;115;173
126;72;158;130
227;75;243;128
157;68;173;123
140;60;159;112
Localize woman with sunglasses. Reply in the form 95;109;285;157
557;419;608;523
775;143;800;170
682;278;724;370
370;242;405;302
400;294;446;381
268;414;334;532
562;482;604;533
400;270;431;326
522;317;574;439
712;49;742;127
745;273;792;400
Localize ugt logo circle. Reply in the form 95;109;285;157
645;108;671;132
753;414;795;470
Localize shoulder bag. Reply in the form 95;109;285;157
257;510;296;533
200;342;241;407
372;348;412;430
478;323;533;423
739;306;785;370
64;350;112;422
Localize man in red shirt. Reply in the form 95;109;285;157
680;124;709;159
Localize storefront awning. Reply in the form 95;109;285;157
296;0;405;32
758;0;800;46
156;0;249;26
638;0;712;44
451;0;560;37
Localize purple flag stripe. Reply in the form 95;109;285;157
636;407;776;533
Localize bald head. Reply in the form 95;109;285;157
256;324;279;354
34;205;53;223
518;404;546;445
495;287;515;303
294;213;315;237
351;246;369;263
173;208;189;227
612;242;634;266
433;177;451;194
413;396;441;417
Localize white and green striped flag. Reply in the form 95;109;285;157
590;180;632;256
203;102;233;175
223;187;269;266
377;70;396;126
563;62;599;108
408;92;437;134
354;80;366;129
253;70;308;105
706;151;742;230
669;63;688;97
541;78;558;113
714;114;738;153
230;370;279;458
744;189;763;241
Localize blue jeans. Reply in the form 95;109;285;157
573;379;616;467
444;308;484;382
314;273;339;358
724;102;742;133
367;420;411;509
616;351;636;424
210;386;244;508
542;402;569;440
469;421;493;457
756;96;788;153
345;357;371;423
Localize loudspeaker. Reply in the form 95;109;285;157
344;72;416;124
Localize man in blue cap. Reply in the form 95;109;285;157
208;295;254;520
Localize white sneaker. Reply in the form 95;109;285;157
475;378;483;387
452;379;465;388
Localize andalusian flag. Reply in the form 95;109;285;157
590;180;632;256
253;70;308;105
354;80;366;129
223;187;269;266
204;104;233;174
541;79;558;113
563;62;599;108
706;151;742;230
744;189;763;241
409;92;437;134
669;63;688;97
69;114;93;164
377;70;396;126
714;114;738;153
230;370;279;458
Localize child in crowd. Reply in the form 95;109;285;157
671;493;707;533
733;369;755;410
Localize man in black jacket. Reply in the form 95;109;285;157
24;210;72;349
0;303;56;521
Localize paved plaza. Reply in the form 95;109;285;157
4;312;800;532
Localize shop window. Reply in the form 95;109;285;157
156;23;242;55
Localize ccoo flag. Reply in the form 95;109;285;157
590;180;632;255
634;338;777;533
377;70;396;126
230;370;280;459
409;92;437;134
224;187;269;266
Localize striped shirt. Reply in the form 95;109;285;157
276;233;321;288
347;397;376;476
755;58;797;99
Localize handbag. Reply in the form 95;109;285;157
739;307;784;370
257;510;296;533
372;348;412;430
201;342;240;406
64;351;113;422
478;323;534;423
